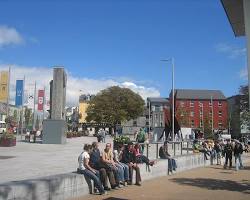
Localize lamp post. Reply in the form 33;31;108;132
161;58;175;141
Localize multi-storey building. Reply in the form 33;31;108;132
171;89;228;132
146;97;169;129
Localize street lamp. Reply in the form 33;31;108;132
161;58;175;141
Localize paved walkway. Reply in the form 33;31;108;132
0;136;189;184
72;160;250;200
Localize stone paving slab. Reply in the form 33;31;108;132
0;136;188;184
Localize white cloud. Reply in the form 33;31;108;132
239;67;248;81
0;25;24;47
0;64;160;107
215;43;246;58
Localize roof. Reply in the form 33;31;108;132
147;97;169;103
173;89;226;100
221;0;245;36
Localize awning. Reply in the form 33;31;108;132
221;0;245;37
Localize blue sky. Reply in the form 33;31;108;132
0;0;248;105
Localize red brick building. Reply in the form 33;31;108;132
169;89;228;133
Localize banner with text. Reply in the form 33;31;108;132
0;71;9;103
38;90;45;111
15;80;24;106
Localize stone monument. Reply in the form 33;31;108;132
43;67;67;144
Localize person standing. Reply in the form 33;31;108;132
214;140;222;165
234;141;244;171
136;128;146;154
223;139;233;169
77;144;106;195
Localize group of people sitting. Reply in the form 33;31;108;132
193;139;247;170
77;142;158;195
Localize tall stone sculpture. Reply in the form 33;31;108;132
43;67;67;144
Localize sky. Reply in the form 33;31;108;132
0;0;248;106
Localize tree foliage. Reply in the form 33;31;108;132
86;86;145;125
239;85;250;130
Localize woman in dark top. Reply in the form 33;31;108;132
159;141;177;174
121;142;142;186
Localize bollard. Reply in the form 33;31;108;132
156;143;159;159
146;143;149;158
181;142;183;155
174;142;176;156
187;142;189;154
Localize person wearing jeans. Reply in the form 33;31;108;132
159;141;177;174
234;141;244;171
121;142;142;186
77;144;106;195
113;145;130;185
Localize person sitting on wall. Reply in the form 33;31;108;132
101;143;123;188
134;143;155;167
89;142;116;190
159;141;177;174
77;144;106;195
121;142;142;186
113;144;130;186
193;140;210;160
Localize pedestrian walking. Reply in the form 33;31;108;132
223;139;233;169
234;140;244;171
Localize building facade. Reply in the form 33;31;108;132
172;89;228;133
146;97;169;129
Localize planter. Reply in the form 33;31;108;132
0;138;16;147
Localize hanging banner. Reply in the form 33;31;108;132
38;90;44;111
0;71;9;102
15;80;24;106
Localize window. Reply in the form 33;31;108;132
133;121;137;126
218;121;223;128
190;111;194;117
191;120;195;128
209;101;212;107
199;102;203;107
155;114;158;120
145;115;149;119
218;110;222;117
199;110;203;116
180;101;185;107
146;122;149;126
218;101;222;107
190;100;194;107
209;110;213;116
155;105;160;112
200;120;203;127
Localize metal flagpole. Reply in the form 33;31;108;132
43;86;45;120
172;58;175;142
6;67;11;132
20;76;25;139
32;81;37;131
211;96;214;135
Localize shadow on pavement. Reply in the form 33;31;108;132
103;198;129;200
170;178;250;194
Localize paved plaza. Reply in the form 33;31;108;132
73;160;250;200
0;136;188;184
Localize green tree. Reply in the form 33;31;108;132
239;85;250;130
24;107;32;128
203;114;213;139
86;86;145;127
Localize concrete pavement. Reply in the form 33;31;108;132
72;159;250;200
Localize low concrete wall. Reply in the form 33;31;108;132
1;153;248;200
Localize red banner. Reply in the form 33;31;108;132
38;90;45;111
